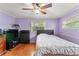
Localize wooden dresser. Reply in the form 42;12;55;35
0;35;6;55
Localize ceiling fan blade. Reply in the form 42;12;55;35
40;3;52;9
36;3;40;7
22;8;33;10
40;10;46;14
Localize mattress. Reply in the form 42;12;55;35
36;34;79;48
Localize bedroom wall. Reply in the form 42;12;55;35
0;12;15;30
15;18;57;43
57;7;79;44
15;18;31;30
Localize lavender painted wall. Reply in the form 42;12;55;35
15;18;31;30
58;7;79;44
0;12;15;30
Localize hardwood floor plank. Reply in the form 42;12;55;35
3;43;36;56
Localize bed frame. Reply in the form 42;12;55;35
37;30;54;35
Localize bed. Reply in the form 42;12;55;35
34;30;79;56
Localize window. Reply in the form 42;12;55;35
31;20;45;31
63;17;79;28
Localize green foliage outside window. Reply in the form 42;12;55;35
31;20;45;31
63;17;79;28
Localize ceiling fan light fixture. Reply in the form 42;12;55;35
34;9;40;14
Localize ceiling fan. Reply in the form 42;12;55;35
22;3;52;14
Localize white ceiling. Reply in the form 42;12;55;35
0;3;79;19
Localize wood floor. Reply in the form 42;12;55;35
3;43;36;56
